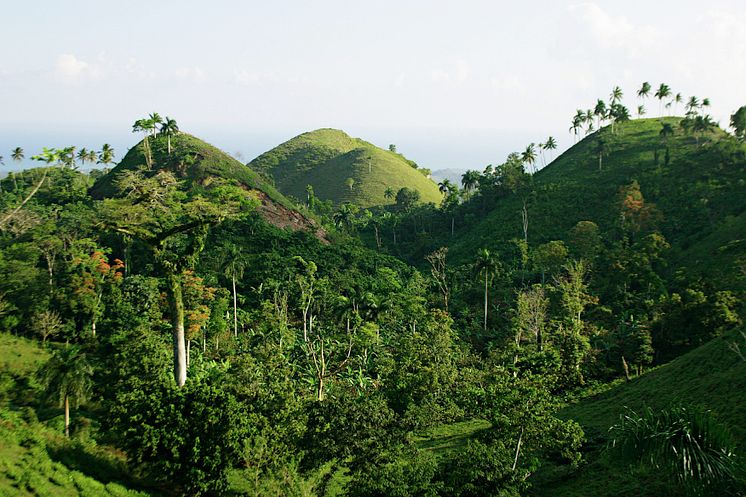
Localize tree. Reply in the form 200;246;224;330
609;406;738;494
637;81;651;100
594;137;609;171
673;93;683;115
521;144;537;173
388;144;397;153
637;105;646;118
333;203;357;232
729;105;746;140
77;148;89;165
395;187;420;213
98;143;115;166
543;136;557;163
32;309;63;344
100;169;255;386
475;248;500;332
160;116;179;155
426;247;450;310
461;170;480;197
0;147;60;230
132;118;156;167
514;285;549;351
11;147;24;162
383;186;395;201
531;240;568;284
655;84;671;116
686;96;701;117
37;346;93;437
438;179;453;196
610;86;623;104
345;177;355;192
594;99;607;129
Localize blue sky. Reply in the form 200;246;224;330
1;0;745;172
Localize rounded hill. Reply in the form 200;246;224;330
248;128;442;207
90;132;326;239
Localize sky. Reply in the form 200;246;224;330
1;0;745;173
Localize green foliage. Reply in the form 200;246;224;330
609;405;739;494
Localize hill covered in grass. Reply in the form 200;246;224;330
91;133;326;240
531;328;746;496
445;117;746;289
248;128;443;207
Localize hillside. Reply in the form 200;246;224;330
0;334;154;497
248;128;443;207
531;328;746;496
445;117;746;289
90;133;327;240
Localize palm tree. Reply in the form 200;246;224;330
637;81;651;100
637;105;646;118
149;112;163;136
475;248;499;332
98;144;115;166
333;203;355;232
594;99;607;129
544;136;557;163
584;109;595;134
11;147;24;162
521;144;537;173
701;98;711;110
685;96;700;116
384;186;395;201
438;179;453;195
133;118;155;167
86;150;97;163
673;93;683;115
659;122;674;142
692;114;716;146
655;84;671;116
609;406;738;489
160;116;179;155
594;137;609;171
461;170;480;196
570;109;585;142
77;148;89;165
37;346;93;437
610;86;623;104
221;244;248;338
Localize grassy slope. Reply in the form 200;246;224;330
531;329;746;496
91;133;296;211
448;117;746;289
0;334;151;497
249;128;443;207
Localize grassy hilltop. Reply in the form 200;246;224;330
248;128;443;207
90;132;326;239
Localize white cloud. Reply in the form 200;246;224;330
569;3;660;57
54;53;97;83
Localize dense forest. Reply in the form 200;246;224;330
1;89;745;497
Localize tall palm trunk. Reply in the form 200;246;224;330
232;272;238;338
483;271;488;331
64;395;70;437
167;272;187;387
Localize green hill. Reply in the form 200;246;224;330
531;328;746;496
91;133;326;239
248;128;443;207
446;117;746;289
